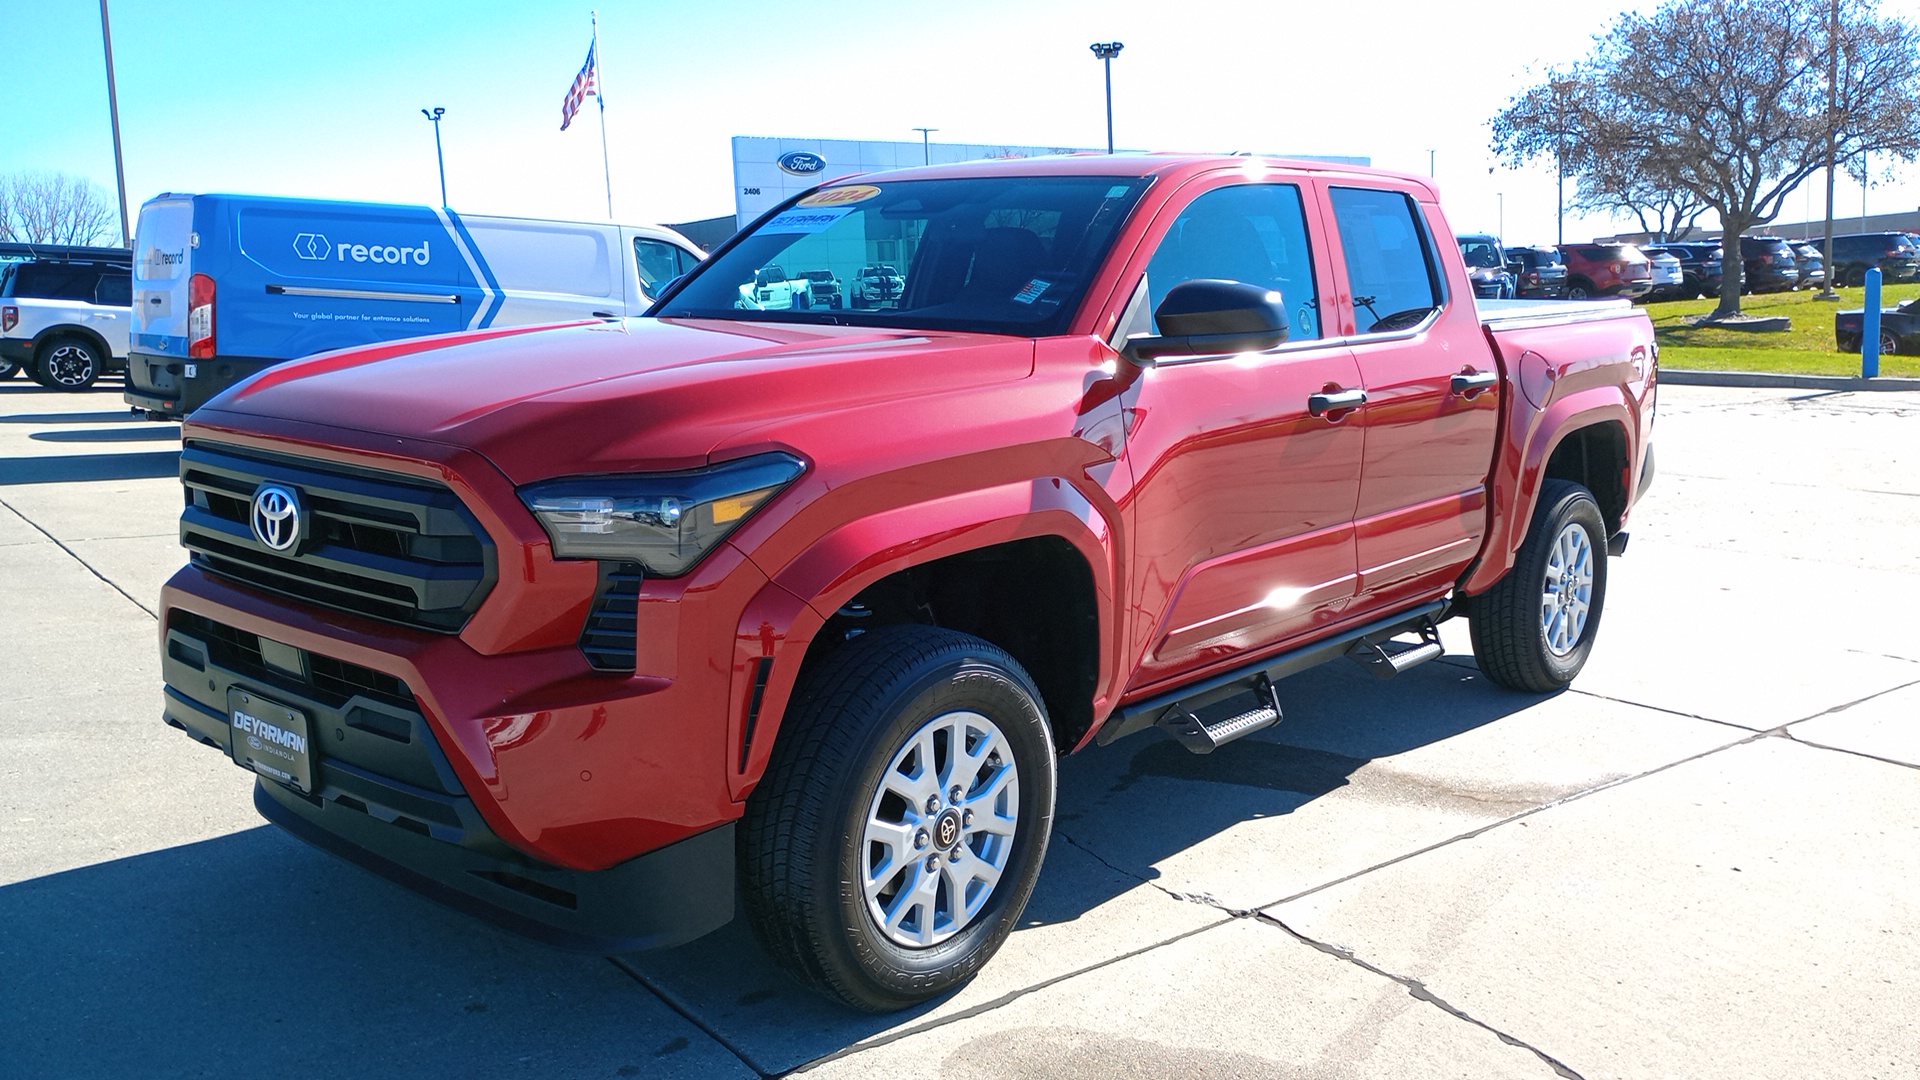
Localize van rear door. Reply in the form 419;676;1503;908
131;195;194;359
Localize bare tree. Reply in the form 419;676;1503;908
1569;155;1712;243
1491;0;1920;315
0;171;121;246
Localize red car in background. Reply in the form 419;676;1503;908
1558;242;1654;301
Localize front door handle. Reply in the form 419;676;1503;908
1450;370;1500;395
1308;388;1368;416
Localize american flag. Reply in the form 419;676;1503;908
560;40;597;131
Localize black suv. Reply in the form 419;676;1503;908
1504;246;1568;299
1822;233;1920;287
1641;243;1724;300
1456;235;1515;299
1738;236;1799;293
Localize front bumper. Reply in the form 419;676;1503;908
161;590;736;952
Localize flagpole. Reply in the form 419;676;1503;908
593;10;613;219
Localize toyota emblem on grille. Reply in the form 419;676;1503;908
250;483;303;552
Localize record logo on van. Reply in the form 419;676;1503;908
293;232;432;266
777;151;826;176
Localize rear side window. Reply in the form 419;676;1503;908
1329;187;1443;334
1144;183;1321;340
95;271;132;306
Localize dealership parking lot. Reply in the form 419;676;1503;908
2;379;1916;1079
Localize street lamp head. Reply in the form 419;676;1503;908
422;107;445;121
1090;42;1124;60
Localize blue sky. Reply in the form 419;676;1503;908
8;0;1920;245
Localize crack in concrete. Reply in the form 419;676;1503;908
1054;829;1250;914
0;497;156;620
608;955;781;1078
1254;911;1587;1080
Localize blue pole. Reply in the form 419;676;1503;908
1863;267;1882;378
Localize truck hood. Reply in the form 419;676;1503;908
200;317;1037;483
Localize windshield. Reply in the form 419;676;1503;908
654;175;1151;336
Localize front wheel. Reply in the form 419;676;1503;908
740;625;1056;1011
1469;479;1609;692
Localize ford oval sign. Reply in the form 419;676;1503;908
778;151;826;176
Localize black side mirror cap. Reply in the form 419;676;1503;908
1124;279;1290;365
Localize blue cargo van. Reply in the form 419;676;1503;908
125;193;705;418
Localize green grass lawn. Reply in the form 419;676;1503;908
1644;282;1920;378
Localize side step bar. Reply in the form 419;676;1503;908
1099;599;1451;749
1156;676;1282;754
1344;620;1444;678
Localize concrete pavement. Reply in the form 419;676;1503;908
1;378;1914;1079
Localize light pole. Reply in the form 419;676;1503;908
1428;149;1435;178
1089;42;1124;154
912;127;937;166
421;107;447;207
99;0;130;247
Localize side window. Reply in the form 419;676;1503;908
1144;183;1320;341
634;238;695;291
1329;187;1444;334
95;272;132;307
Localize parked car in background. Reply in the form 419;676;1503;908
1456;234;1514;299
1835;296;1919;354
1790;243;1827;290
1643;243;1725;300
851;263;905;308
799;269;843;309
1822;232;1920;287
1642;248;1686;302
1738;236;1799;293
0;243;133;390
1558;242;1653;300
1504;246;1568;299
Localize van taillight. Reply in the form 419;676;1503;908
188;273;215;358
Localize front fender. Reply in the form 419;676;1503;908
722;477;1119;799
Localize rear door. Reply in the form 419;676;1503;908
1326;184;1501;618
1119;175;1365;691
131;196;195;360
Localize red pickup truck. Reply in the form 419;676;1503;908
158;155;1655;1011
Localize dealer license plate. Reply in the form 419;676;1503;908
229;688;315;794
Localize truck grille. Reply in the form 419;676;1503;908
179;441;496;632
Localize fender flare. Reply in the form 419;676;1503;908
723;477;1119;800
32;324;118;367
1461;388;1634;596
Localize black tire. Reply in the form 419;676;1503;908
34;337;102;391
740;625;1056;1012
1845;267;1867;288
1881;331;1900;356
1566;279;1593;301
1469;479;1609;693
0;359;19;380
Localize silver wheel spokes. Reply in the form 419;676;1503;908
862;709;1019;949
1540;521;1595;657
46;345;92;386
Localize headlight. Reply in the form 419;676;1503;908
520;452;806;576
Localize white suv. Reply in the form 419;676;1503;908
0;252;133;390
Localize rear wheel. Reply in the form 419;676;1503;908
1566;279;1593;301
1469;479;1608;692
35;338;102;391
740;625;1056;1011
0;359;20;380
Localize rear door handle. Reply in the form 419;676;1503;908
1307;389;1368;416
1450;370;1499;395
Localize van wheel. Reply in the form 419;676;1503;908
35;338;102;391
740;625;1056;1012
1469;479;1608;692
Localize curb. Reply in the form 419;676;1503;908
1660;369;1920;392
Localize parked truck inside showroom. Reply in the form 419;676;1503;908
157;155;1655;1011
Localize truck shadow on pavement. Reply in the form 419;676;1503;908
0;826;755;1080
0;654;1554;1078
0;450;180;485
31;426;181;443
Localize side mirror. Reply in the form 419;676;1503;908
1124;279;1290;365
